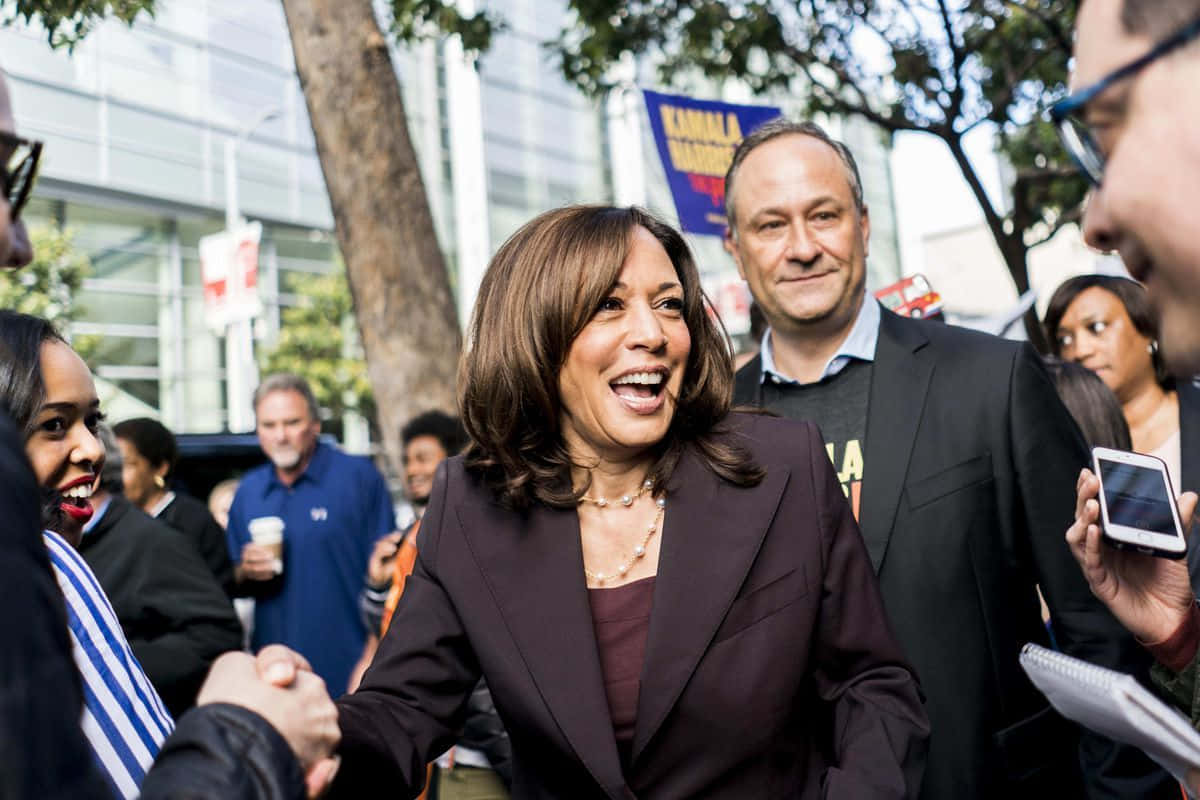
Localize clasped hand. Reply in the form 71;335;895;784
199;645;341;797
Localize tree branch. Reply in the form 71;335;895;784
1003;0;1074;54
936;0;967;117
945;134;1005;239
792;55;925;133
1027;204;1085;249
1013;165;1083;183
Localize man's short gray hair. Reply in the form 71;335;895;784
252;373;320;422
96;422;124;495
724;119;865;236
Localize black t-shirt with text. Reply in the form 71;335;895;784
760;359;872;520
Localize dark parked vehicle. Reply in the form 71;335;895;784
172;433;268;503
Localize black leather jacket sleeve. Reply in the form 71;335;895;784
140;703;306;800
458;679;512;787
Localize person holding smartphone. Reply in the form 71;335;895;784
1054;0;1200;794
1066;473;1200;711
1055;0;1200;726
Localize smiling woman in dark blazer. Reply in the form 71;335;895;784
330;206;929;799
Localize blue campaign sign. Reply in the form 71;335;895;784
642;89;782;237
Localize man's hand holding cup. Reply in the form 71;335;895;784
240;516;285;581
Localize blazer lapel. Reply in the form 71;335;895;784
79;495;124;552
1177;377;1200;494
859;311;934;573
630;447;790;764
456;499;625;797
733;354;764;407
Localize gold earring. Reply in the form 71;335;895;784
154;475;165;489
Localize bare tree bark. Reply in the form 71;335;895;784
280;0;461;477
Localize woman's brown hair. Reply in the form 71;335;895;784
459;205;763;510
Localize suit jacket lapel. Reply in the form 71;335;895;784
630;446;790;764
1177;377;1200;494
733;354;764;406
79;495;124;552
456;498;625;797
859;311;934;573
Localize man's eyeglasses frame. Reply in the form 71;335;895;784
0;131;43;221
1050;15;1200;186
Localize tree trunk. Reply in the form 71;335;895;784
996;236;1050;353
943;136;1050;353
280;0;461;478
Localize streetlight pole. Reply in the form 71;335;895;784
223;107;281;432
604;58;645;207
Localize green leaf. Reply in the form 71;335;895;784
5;0;156;50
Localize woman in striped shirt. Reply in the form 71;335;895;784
0;310;174;798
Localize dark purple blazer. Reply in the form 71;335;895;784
332;413;929;799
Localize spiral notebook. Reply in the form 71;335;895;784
1020;642;1200;786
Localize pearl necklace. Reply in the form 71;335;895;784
580;478;653;508
583;495;666;584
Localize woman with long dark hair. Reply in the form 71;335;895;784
328;206;929;798
0;309;174;796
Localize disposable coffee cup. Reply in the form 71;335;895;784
248;516;285;575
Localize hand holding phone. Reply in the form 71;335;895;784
1093;447;1187;559
1065;465;1196;644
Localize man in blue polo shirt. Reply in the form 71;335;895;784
228;373;396;695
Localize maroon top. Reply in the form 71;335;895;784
588;575;656;772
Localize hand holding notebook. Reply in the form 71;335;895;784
1021;642;1200;790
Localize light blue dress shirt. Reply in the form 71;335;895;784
759;291;880;386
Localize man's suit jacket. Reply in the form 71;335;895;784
157;492;236;597
1176;379;1200;593
735;308;1175;799
79;495;243;717
334;414;930;799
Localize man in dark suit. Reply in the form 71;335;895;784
725;118;1174;798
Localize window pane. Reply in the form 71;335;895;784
66;204;167;283
75;289;160;326
87;335;159;368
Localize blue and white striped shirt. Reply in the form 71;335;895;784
43;530;174;799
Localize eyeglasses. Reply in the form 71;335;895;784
1050;14;1200;186
0;131;43;222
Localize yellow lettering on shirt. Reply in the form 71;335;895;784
839;439;863;484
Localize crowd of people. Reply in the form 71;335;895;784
5;0;1200;797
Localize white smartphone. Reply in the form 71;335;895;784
1092;447;1187;559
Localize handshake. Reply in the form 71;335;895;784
188;646;342;798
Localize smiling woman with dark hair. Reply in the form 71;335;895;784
0;310;99;542
326;205;929;799
0;309;175;796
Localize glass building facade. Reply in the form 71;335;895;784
5;0;612;433
5;0;901;431
7;2;340;431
